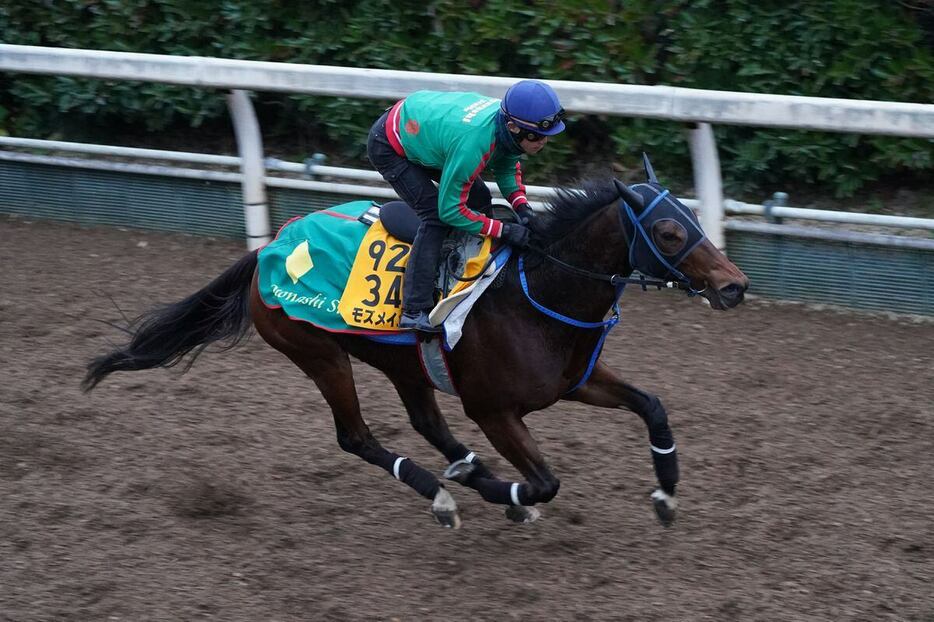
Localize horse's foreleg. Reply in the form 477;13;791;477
463;410;559;516
565;361;678;526
392;381;539;523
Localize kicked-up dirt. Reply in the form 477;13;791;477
1;215;932;621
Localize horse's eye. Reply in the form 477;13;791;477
652;219;688;256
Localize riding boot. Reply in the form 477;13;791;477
401;219;447;333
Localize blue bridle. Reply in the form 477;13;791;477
518;254;622;394
619;184;707;295
517;178;710;393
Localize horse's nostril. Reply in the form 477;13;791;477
719;283;745;304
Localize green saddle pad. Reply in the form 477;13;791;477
257;201;373;333
258;199;495;334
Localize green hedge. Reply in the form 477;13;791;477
2;0;932;198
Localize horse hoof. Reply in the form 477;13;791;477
431;487;462;529
651;489;677;527
443;459;476;485
433;507;462;529
505;505;541;524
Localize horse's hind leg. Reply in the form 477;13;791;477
391;380;539;523
565;361;679;526
250;300;460;527
283;346;462;527
452;406;560;522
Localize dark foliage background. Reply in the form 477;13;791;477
1;0;932;201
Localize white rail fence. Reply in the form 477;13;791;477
3;136;933;235
2;44;933;250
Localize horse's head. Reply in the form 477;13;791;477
614;154;749;310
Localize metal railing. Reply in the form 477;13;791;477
2;45;931;136
3;136;931;239
3;138;932;316
3;44;934;250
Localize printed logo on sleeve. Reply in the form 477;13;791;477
462;98;497;123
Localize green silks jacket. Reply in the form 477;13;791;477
385;90;530;237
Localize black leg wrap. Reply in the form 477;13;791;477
447;446;496;481
644;397;679;496
446;443;472;463
465;457;495;481
394;457;441;500
471;477;526;506
362;445;441;500
339;430;442;500
651;449;679;496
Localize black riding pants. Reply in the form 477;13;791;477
366;111;491;312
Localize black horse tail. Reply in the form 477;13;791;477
82;251;259;392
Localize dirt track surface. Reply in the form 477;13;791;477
1;215;932;621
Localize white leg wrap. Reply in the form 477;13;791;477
465;451;476;463
392;457;406;480
651;488;678;510
510;482;521;506
651;443;676;455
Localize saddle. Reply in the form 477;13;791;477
373;200;517;299
376;200;522;240
377;200;420;244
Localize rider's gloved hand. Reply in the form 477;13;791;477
515;209;532;227
499;222;531;249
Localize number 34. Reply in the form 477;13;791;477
362;241;409;307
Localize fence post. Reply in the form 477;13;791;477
686;122;725;250
763;191;788;224
226;89;270;250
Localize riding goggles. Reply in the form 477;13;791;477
520;130;548;143
506;107;566;132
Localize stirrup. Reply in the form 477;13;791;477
400;310;441;333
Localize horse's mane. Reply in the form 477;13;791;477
530;177;620;244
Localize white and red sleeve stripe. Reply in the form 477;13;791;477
508;191;530;211
509;162;529;210
456;141;504;237
385;100;406;157
480;218;504;238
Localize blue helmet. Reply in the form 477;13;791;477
501;80;566;136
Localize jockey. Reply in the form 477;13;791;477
366;79;566;333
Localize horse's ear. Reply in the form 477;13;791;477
614;178;644;209
642;152;659;184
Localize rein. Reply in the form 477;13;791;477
527;244;686;292
445;252;497;283
447;242;689;291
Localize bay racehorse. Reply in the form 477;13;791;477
83;156;749;529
